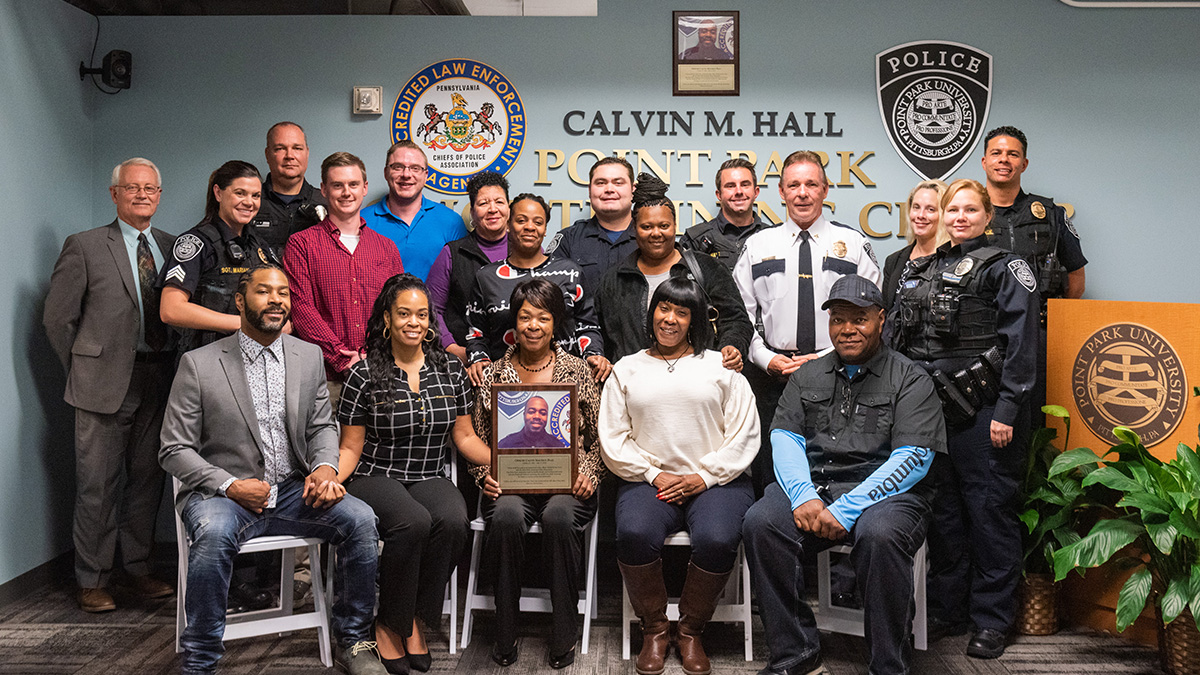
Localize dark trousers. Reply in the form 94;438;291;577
743;483;930;675
482;493;597;654
73;360;171;587
615;475;753;572
926;404;1028;634
743;364;788;498
346;475;468;635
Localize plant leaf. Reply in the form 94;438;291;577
1053;517;1143;581
1050;448;1103;477
1051;527;1082;548
1043;404;1071;419
1019;508;1039;534
1113;426;1142;447
1117;492;1175;516
1162;576;1189;625
1144;518;1178;554
1115;567;1152;632
1176;443;1200;489
1083;466;1148;494
1168;510;1200;540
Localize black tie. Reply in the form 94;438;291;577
795;230;815;354
137;233;167;352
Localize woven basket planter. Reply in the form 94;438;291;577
1015;573;1060;635
1159;609;1200;675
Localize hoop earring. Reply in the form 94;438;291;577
424;328;436;343
383;325;391;339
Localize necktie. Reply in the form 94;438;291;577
137;233;168;352
795;230;815;354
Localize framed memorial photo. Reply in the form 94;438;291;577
490;382;578;495
673;10;739;96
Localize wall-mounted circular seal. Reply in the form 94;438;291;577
391;59;526;195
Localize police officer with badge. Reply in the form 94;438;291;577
251;122;328;253
679;158;776;274
982;126;1087;420
733;151;881;497
889;179;1039;660
160;161;282;356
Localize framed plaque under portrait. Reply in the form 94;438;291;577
673;10;739;96
490;382;578;495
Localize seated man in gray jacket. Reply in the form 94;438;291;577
160;265;384;675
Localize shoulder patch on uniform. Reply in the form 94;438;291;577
863;241;879;268
544;232;563;256
172;233;203;262
1008;259;1037;293
1065;215;1079;239
165;265;186;284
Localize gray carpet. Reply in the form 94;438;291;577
0;571;1165;674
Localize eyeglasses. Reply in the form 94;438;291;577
386;163;427;175
116;184;162;196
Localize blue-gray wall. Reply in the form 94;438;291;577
1;0;97;585
4;0;1198;584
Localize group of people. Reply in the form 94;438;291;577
44;120;1086;675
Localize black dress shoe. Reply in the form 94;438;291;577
967;628;1007;659
406;651;431;672
380;654;410;675
227;582;274;612
491;643;519;667
548;647;575;669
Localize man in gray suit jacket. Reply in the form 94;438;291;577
160;265;384;675
44;158;177;612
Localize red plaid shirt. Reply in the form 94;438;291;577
283;218;404;378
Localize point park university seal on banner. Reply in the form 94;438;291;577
392;59;526;195
876;41;992;181
1073;323;1187;447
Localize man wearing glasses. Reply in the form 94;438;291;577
44;158;177;612
361;140;467;281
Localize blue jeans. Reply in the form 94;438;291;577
743;483;930;675
179;478;379;674
614;474;753;572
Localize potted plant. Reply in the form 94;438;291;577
1016;405;1105;634
1050;422;1200;675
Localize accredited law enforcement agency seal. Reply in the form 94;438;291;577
1072;323;1187;447
392;59;526;195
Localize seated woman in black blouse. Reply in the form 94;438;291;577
337;273;491;675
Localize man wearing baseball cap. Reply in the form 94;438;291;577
742;274;947;675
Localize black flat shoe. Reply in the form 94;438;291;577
966;628;1007;659
491;643;519;667
380;655;410;675
406;651;431;672
549;647;575;669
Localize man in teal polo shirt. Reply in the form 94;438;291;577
361;140;467;280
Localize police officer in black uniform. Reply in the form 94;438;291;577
159;160;281;357
250;122;328;254
981;126;1087;422
679;158;776;273
890;179;1039;660
546;156;637;294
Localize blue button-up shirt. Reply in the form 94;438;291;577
361;196;467;281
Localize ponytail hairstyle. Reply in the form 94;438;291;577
204;160;261;221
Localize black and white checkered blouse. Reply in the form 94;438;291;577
338;357;473;482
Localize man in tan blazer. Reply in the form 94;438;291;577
159;265;384;675
44;158;177;612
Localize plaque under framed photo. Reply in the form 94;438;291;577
673;10;739;96
490;382;578;495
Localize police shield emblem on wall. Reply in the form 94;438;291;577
876;41;992;181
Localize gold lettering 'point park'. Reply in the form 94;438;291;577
392;59;526;195
1072;323;1188;447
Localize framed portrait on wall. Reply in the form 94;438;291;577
490;382;578;494
673;10;739;96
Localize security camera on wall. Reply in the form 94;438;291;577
80;50;132;90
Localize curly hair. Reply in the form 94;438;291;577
363;274;447;408
631;172;675;219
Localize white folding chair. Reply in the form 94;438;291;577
814;542;929;650
621;531;754;661
459;505;601;653
172;478;333;667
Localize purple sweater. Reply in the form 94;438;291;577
428;231;508;347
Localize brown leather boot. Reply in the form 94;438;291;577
619;559;670;675
676;561;732;675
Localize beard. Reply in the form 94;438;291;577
246;303;289;334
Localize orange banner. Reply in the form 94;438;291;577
1047;299;1199;461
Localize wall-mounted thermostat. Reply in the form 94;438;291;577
353;86;383;115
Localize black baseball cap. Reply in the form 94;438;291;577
821;274;884;310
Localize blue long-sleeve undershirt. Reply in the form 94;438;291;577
771;428;933;532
